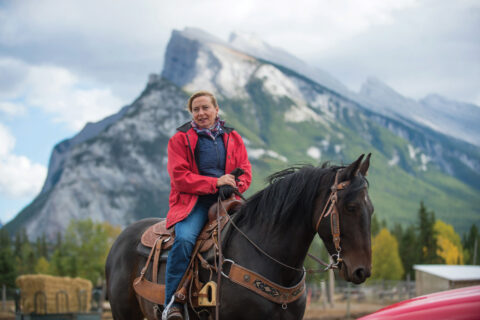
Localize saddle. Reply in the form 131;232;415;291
133;197;243;306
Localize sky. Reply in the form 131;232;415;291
0;0;479;224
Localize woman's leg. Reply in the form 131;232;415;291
164;202;210;306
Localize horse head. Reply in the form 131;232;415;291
316;153;373;284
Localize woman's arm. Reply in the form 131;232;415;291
167;134;218;195
233;134;252;194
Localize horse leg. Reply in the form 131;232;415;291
137;296;162;320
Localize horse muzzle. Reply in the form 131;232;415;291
339;262;371;284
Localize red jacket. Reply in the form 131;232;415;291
166;122;252;228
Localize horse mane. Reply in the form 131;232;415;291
236;163;342;229
236;162;369;230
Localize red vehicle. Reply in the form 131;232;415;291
358;285;480;320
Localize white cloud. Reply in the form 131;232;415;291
0;123;47;198
1;0;478;105
0;123;15;156
25;64;125;129
0;57;125;130
0;101;26;116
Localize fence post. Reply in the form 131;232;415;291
2;284;5;311
406;273;412;299
328;257;335;307
320;281;327;310
346;282;351;319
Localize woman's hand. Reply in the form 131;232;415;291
217;174;236;187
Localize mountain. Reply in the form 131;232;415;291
5;28;480;239
6;79;191;239
359;77;480;147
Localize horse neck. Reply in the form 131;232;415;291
228;210;315;285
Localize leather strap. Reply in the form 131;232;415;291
135;237;160;286
133;277;165;305
227;263;305;305
314;170;350;252
133;238;166;305
152;239;162;283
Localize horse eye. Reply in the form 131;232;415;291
346;204;357;212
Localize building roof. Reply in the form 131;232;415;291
414;265;480;281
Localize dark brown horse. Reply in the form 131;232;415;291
106;154;373;319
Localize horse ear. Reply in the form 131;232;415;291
343;154;364;179
359;153;371;176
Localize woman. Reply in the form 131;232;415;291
164;90;252;320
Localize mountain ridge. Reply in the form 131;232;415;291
4;28;479;239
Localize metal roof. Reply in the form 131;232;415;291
414;265;480;281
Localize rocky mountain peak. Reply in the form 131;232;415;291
161;28;259;99
360;77;412;107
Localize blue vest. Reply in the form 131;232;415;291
195;133;226;203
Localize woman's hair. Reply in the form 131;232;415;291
187;90;218;112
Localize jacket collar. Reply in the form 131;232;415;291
176;121;234;134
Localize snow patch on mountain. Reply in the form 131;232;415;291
307;147;321;160
182;49;219;95
254;64;304;101
320;138;330;149
334;145;343;154
388;150;400;166
419;154;430;171
228;31;350;98
206;44;257;98
408;144;420;160
284;103;325;124
247;147;288;162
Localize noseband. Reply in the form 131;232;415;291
313;169;350;269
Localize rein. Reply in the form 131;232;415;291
208;169;352;315
221;169;351;275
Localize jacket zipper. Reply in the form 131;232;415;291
225;133;230;172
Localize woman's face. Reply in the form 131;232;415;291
191;96;219;129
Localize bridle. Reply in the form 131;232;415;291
311;169;351;270
223;168;352;274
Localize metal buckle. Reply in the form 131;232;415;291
324;250;342;270
221;259;235;278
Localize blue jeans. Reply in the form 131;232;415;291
164;199;213;306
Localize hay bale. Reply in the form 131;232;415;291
16;274;93;314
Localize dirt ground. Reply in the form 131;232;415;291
1;299;388;320
303;301;388;320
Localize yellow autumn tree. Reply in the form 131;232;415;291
35;256;51;274
371;228;404;280
434;220;464;264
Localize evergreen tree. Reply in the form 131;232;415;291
35;233;49;259
0;228;16;287
391;223;403;243
371;214;381;237
14;228;36;275
398;225;420;278
417;201;441;264
463;224;479;265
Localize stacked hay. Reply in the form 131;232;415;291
16;274;92;314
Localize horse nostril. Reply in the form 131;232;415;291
354;268;366;281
